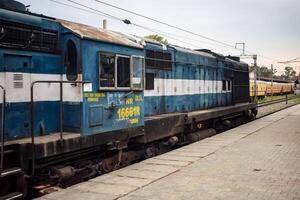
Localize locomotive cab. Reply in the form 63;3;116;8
0;7;146;140
58;20;146;140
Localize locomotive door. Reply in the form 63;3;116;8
61;37;82;132
159;73;167;113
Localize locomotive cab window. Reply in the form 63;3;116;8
132;56;144;89
100;53;115;88
222;80;227;91
222;80;232;91
227;80;231;91
145;73;155;90
66;40;78;81
117;55;130;88
99;52;144;90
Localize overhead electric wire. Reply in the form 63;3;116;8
52;0;280;64
53;0;241;52
94;0;238;49
49;0;112;18
279;57;300;63
287;57;300;62
93;0;281;62
51;0;235;51
65;0;124;22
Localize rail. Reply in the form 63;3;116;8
30;80;89;176
258;94;300;107
0;85;5;173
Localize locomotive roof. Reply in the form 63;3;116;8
170;45;216;58
135;36;216;59
58;19;143;49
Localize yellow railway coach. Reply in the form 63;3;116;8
250;79;293;98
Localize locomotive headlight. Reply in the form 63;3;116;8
196;122;204;129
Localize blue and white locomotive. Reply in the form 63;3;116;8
0;1;256;199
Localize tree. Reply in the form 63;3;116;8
258;66;273;78
249;65;273;78
283;66;296;80
145;34;168;45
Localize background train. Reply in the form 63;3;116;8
249;78;294;98
0;1;257;199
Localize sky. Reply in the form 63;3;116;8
17;0;300;75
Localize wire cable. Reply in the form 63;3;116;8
94;0;237;49
52;0;280;64
93;0;280;62
49;0;111;18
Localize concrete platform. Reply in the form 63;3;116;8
40;104;300;200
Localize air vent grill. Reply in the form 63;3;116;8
13;73;23;81
13;82;23;88
0;20;58;53
13;73;23;88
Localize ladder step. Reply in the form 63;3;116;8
0;167;22;178
0;192;23;200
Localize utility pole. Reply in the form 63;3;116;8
271;64;273;99
235;42;246;56
253;55;258;104
235;42;258;104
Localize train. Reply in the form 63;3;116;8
249;79;294;98
0;1;257;199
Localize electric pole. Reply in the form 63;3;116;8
271;64;274;98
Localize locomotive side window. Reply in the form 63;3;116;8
146;50;155;67
222;80;227;91
145;73;155;90
222;80;232;91
164;53;172;69
132;56;144;89
66;40;78;81
117;56;130;88
227;80;231;91
145;50;172;70
99;52;144;90
100;53;115;88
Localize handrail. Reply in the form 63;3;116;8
0;85;6;173
30;80;89;176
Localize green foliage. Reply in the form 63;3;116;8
249;65;274;78
145;34;168;45
250;65;297;81
283;66;296;80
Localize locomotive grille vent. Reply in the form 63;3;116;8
13;73;23;88
0;20;58;53
14;82;23;88
13;73;23;81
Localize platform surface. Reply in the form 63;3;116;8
40;104;300;200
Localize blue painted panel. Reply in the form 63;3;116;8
0;49;62;74
64;102;82;132
80;39;144;135
0;101;82;140
88;104;103;127
82;91;144;135
3;53;32;71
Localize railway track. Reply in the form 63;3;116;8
257;94;300;118
258;95;299;107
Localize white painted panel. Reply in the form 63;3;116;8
0;72;82;103
144;78;230;97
